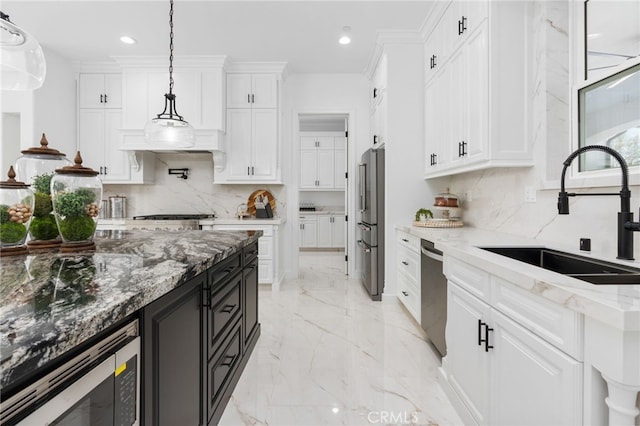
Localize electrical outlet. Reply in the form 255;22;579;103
524;186;536;202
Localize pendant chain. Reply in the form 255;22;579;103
168;0;174;94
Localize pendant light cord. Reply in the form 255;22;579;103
168;0;174;95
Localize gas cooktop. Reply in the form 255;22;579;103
133;214;215;220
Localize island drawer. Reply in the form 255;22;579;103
209;252;242;288
444;256;490;301
244;242;259;264
207;320;242;423
208;273;242;357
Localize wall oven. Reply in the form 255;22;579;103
1;320;140;426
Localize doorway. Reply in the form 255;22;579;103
297;113;349;274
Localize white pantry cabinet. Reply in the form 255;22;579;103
299;214;344;249
442;256;583;425
79;73;122;109
299;135;345;190
226;73;278;109
423;0;532;178
214;68;284;184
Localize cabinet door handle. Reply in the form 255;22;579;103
433;55;437;69
247;166;250;176
202;286;211;310
484;326;494;352
251;166;255;175
247;94;251;104
221;354;237;367
373;87;378;99
104;94;108;103
402;291;409;297
401;261;409;266
100;94;104;103
373;135;378;145
458;16;467;35
221;304;236;314
104;166;107;175
251;94;255;103
477;319;484;346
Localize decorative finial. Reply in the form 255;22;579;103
74;151;83;166
7;165;16;182
40;133;49;148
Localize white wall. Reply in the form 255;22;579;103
282;73;370;279
0;47;76;164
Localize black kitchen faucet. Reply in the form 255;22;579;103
558;145;640;260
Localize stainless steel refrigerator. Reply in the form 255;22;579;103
357;147;384;301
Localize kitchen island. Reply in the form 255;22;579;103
397;224;640;426
0;229;261;425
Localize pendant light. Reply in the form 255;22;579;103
144;0;195;148
0;11;46;90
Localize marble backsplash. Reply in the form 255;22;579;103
104;153;286;219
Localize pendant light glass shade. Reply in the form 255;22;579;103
145;0;195;148
0;12;46;91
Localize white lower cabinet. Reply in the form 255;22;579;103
443;258;583;425
202;223;282;286
396;230;421;323
299;214;344;248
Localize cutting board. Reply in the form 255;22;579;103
247;190;276;216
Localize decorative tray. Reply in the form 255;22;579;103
413;220;464;228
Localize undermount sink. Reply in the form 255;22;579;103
479;246;640;285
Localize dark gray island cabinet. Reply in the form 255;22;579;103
142;242;260;426
0;230;260;426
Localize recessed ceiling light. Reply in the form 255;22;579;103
120;36;137;45
339;26;351;45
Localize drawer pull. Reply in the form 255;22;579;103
402;291;409;297
401;261;409;266
221;304;236;314
401;238;409;242
221;354;237;367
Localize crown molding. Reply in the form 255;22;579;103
363;30;423;78
112;55;229;69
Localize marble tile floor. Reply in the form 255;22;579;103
219;251;463;426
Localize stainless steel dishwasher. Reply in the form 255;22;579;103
421;239;447;357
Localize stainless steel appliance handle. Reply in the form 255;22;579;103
357;222;371;232
421;246;443;262
358;163;366;212
357;239;371;253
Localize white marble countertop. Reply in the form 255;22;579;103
396;224;640;331
298;210;345;216
199;217;286;225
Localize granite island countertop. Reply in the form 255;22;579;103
0;229;261;392
396;224;640;331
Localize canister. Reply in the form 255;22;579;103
109;196;127;218
99;199;111;219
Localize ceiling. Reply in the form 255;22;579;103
2;1;434;74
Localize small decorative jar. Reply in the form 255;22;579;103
51;152;102;253
0;166;35;256
14;133;72;249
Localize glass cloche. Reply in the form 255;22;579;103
0;166;35;256
51;152;102;252
14;133;72;248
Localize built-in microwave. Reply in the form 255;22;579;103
1;320;140;426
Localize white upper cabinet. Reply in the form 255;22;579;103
370;54;388;149
79;74;122;109
215;66;284;184
227;73;278;109
424;0;532;179
299;135;345;190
